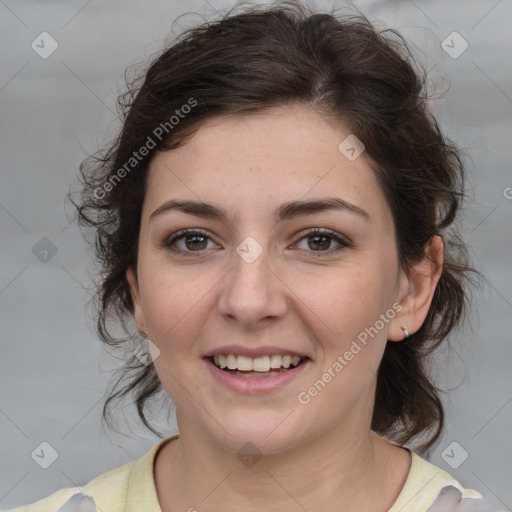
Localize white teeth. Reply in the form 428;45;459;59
236;355;253;371
252;356;270;372
211;353;304;372
269;354;282;369
227;354;237;370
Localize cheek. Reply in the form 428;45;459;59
293;268;392;408
138;263;208;351
295;264;387;335
290;260;396;382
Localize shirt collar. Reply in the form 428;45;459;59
126;434;179;512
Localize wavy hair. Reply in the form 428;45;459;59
68;0;477;452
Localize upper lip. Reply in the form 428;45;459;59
203;345;310;359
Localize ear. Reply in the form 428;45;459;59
126;266;148;336
388;235;444;341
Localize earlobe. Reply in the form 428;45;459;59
388;236;444;341
126;266;148;336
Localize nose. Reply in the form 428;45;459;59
217;240;288;328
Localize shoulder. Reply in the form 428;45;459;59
389;450;502;512
7;459;135;512
7;436;175;512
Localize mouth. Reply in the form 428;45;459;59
206;353;309;378
203;352;312;395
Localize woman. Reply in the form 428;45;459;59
11;1;499;511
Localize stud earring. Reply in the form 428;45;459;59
401;327;410;339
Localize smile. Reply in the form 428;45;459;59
212;354;304;374
204;355;311;394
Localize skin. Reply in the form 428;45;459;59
126;104;443;512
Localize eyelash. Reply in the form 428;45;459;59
161;228;351;258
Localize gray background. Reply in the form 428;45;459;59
1;0;511;509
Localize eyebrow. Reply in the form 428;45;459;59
149;197;370;223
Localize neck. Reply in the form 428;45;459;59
154;417;410;512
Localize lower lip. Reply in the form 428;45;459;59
204;357;310;394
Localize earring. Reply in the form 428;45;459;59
401;327;410;339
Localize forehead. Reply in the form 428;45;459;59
144;105;391;228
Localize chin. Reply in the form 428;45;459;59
205;411;305;456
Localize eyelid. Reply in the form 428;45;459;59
291;228;351;257
162;227;351;257
161;228;217;252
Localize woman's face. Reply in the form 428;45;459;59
127;105;411;454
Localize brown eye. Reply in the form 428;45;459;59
163;229;218;256
294;229;350;257
181;233;208;251
307;234;332;251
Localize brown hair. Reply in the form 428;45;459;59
69;0;477;452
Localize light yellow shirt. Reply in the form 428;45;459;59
9;434;497;512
